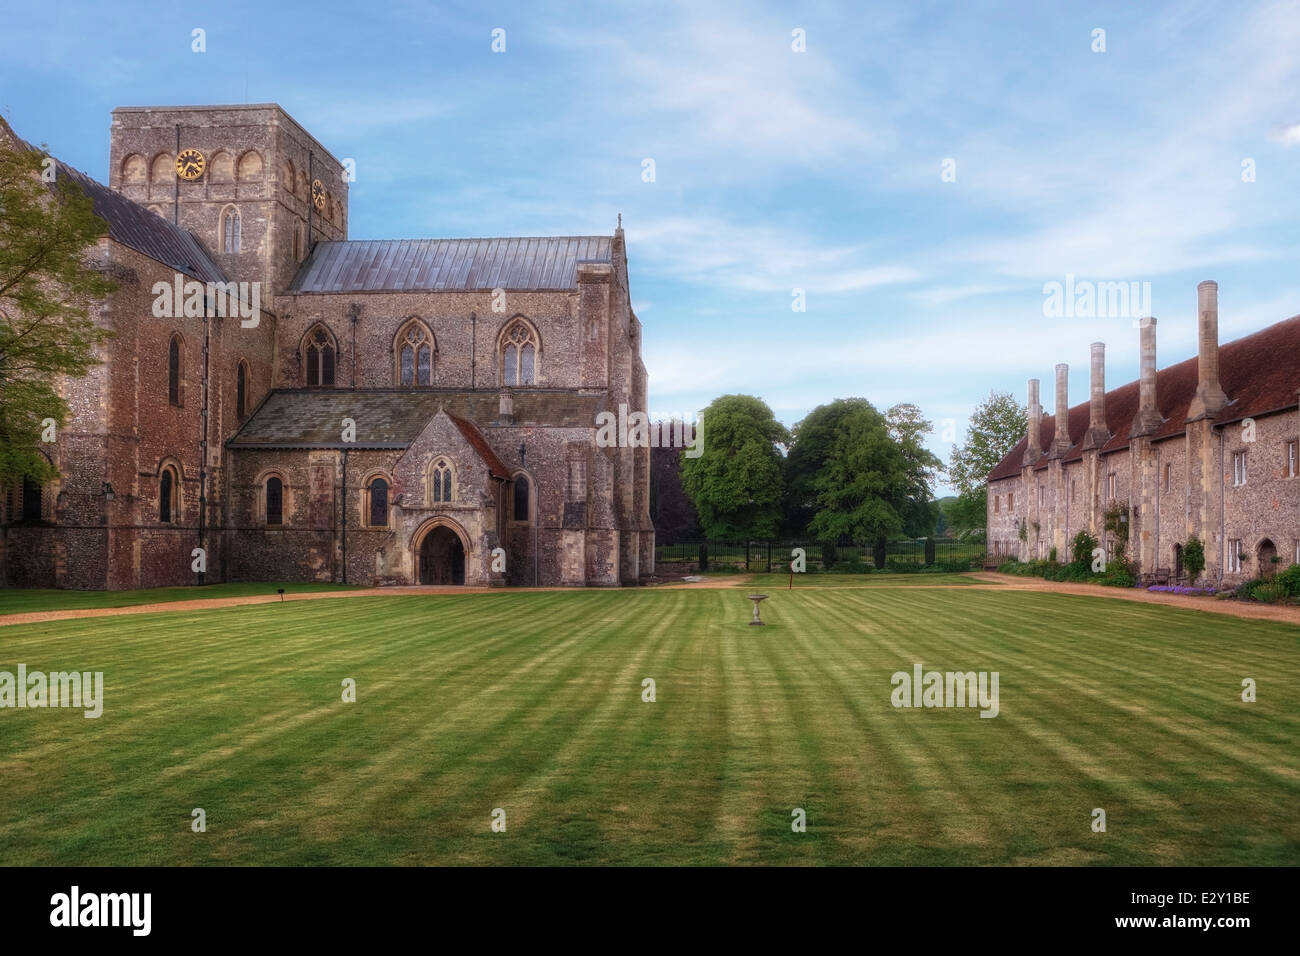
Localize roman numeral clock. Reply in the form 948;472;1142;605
175;148;206;180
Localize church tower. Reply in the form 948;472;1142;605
108;104;348;306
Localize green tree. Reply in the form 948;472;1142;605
800;399;909;544
947;390;1027;538
0;122;114;488
679;394;788;539
886;402;944;537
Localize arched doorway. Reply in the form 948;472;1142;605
1257;539;1277;577
419;525;465;585
1173;543;1183;579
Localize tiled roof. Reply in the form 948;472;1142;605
989;313;1300;482
286;236;612;293
226;389;605;449
0;116;230;285
446;413;511;479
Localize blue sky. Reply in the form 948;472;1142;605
2;0;1298;493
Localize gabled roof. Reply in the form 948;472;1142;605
445;412;511;479
989;313;1300;482
286;236;612;293
226;388;605;449
0;118;227;285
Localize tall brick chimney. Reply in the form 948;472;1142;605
1131;317;1163;436
1188;281;1229;420
1049;364;1071;457
1082;342;1110;450
1023;378;1042;466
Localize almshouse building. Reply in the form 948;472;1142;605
0;104;653;589
987;281;1300;587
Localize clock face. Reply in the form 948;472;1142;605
175;148;206;181
311;179;326;211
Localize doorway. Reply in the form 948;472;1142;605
419;526;465;585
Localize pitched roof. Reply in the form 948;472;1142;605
445;413;511;479
56;163;229;284
0;118;228;285
989;313;1300;482
287;236;612;293
226;388;605;449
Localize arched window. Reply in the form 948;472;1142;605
304;326;336;386
266;476;284;526
293;221;304;261
430;458;454;504
513;474;531;522
168;335;183;406
159;467;178;523
396;319;434;385
368;477;389;527
236;360;249;420
500;319;539;386
221;206;241;253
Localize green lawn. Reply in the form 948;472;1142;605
738;572;979;588
0;586;1295;865
0;581;359;615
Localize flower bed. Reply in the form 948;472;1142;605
1146;585;1217;596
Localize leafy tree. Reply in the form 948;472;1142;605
0;122;114;488
947;390;1027;537
784;398;860;535
804;399;909;544
886;402;944;537
679;394;788;539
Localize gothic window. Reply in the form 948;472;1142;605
222;206;241;253
236;360;249;420
430;459;454;504
304;326;336;386
500;319;538;386
168;334;183;406
395;320;434;386
513;474;531;522
159;467;178;524
266;476;284;526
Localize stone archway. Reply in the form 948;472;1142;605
1257;538;1277;577
413;518;469;585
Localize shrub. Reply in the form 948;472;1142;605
1048;546;1058;564
1070;530;1098;570
1275;562;1300;598
1183;536;1205;585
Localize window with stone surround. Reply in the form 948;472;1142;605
168;334;183;406
265;475;284;526
220;205;241;253
1107;473;1116;500
303;325;337;387
367;477;389;528
159;466;179;524
1227;539;1242;573
499;318;539;386
1007;491;1013;511
1232;450;1247;487
511;472;532;523
1163;462;1172;493
395;319;434;386
1287;440;1297;479
430;459;455;504
993;495;999;514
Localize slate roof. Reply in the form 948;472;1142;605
226;389;605;449
287;237;612;293
0;116;228;285
989;313;1300;482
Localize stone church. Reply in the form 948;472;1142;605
0;104;654;589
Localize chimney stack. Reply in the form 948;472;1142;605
1083;342;1110;449
1188;280;1229;420
1131;317;1163;436
1049;363;1071;457
1023;378;1042;467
